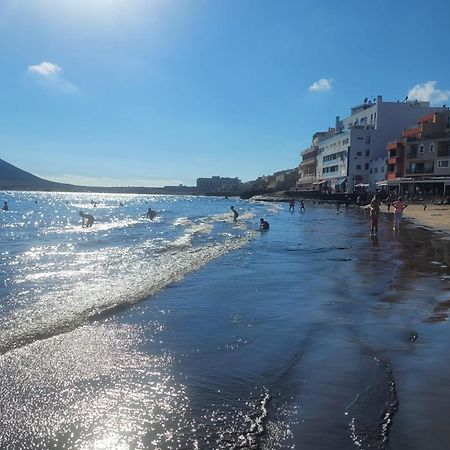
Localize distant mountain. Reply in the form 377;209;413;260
0;159;196;195
0;158;80;191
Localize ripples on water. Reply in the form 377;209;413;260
2;193;450;449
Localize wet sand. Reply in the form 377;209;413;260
380;203;450;237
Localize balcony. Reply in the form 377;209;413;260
388;156;400;165
387;140;403;150
405;168;434;175
403;126;421;139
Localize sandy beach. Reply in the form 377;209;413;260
380;203;450;237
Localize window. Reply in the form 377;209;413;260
365;149;370;156
370;169;373;173
365;163;369;170
370;113;373;123
365;136;371;144
356;165;361;170
357;151;362;156
374;167;378;173
430;143;436;152
374;112;377;122
419;144;425;153
381;167;385;172
438;160;449;168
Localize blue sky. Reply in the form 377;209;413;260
0;0;449;187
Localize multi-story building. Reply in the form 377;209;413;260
296;129;334;190
315;96;444;192
388;109;450;195
368;157;387;191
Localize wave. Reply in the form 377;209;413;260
0;228;257;355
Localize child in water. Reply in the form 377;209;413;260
79;211;94;228
259;218;270;230
230;206;239;222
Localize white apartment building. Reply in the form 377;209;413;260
316;96;444;192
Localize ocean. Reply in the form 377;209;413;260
1;192;450;449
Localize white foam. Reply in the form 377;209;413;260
0;229;257;353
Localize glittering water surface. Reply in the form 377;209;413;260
2;192;450;449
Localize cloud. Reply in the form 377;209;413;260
41;174;184;188
407;81;450;105
309;78;333;92
28;61;62;77
27;61;78;93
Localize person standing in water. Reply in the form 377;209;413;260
369;194;381;235
2;200;8;211
230;206;239;222
300;200;305;212
79;211;94;228
146;208;156;220
289;199;295;212
392;197;407;230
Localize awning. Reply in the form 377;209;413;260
336;177;346;185
313;179;327;185
376;181;388;186
355;183;369;187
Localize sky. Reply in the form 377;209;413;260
0;0;449;187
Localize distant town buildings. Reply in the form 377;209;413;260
196;176;242;194
297;96;446;193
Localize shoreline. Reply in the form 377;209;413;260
379;203;450;242
253;192;450;240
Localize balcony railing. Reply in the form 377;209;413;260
403;126;421;138
405;168;434;175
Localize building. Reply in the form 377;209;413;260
296;129;335;190
315;96;444;192
368;157;387;191
196;176;242;193
267;168;298;191
386;109;450;195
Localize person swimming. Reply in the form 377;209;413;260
79;211;94;228
260;218;270;230
230;206;239;222
2;201;8;211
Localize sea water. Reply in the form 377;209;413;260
1;192;450;449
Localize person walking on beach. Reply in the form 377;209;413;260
300;200;305;212
392;197;407;231
289;199;295;212
79;211;95;228
260;218;270;230
369;194;381;235
2;200;8;211
230;206;239;222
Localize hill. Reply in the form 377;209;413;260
0;159;80;191
0;159;193;194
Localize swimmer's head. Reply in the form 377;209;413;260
260;218;264;222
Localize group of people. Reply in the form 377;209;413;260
77;206;158;228
368;194;407;235
230;206;270;231
288;199;305;212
